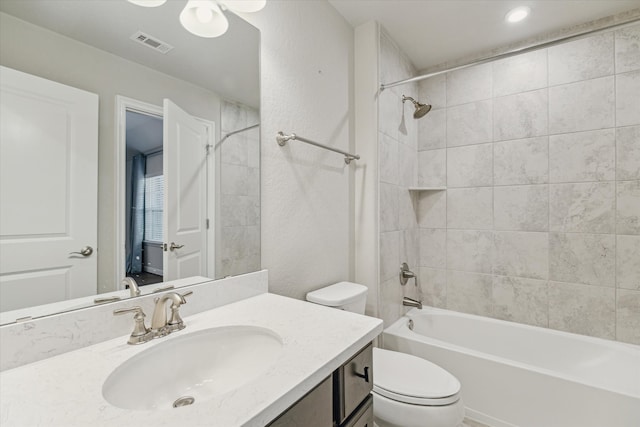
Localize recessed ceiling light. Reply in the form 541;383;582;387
505;6;531;23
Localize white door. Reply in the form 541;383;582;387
0;66;98;312
163;99;208;280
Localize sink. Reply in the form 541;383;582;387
102;325;283;410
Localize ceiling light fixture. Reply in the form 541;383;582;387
505;6;530;23
127;0;266;38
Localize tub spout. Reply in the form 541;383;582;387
403;297;422;309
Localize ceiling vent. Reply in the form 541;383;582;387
130;31;173;54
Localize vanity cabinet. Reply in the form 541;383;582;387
268;343;374;427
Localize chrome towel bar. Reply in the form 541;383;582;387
276;131;360;164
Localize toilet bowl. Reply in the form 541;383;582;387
306;282;465;427
372;347;464;427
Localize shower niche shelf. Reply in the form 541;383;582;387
408;187;447;191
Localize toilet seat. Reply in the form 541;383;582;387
373;348;461;406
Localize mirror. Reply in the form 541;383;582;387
0;0;260;324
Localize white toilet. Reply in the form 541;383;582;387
306;282;465;427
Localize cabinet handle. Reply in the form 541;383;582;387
354;366;370;383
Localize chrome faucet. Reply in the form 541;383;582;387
399;262;416;285
402;297;422;309
114;290;192;345
122;277;141;297
150;291;191;335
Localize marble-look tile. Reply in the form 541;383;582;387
380;182;399;232
398;88;418;149
379;277;404;328
446;270;493;317
221;101;247;133
549;76;615;134
247;167;260;197
617;235;640;290
617;180;640;235
417;190;447;228
400;229;419;270
494;185;548;232
418;109;446;150
549;182;615;233
492;276;548;327
616;70;640;127
616;125;640;181
447;187;493;230
446;63;492;106
549;129;615;183
616;289;640;345
446;100;493;147
418;267;447;308
379;30;404;86
379;133;399;184
379;89;401;140
494;89;548;141
418;149;446;187
221;195;247;227
446;230;493;274
548;32;614;85
494;136;549;185
221;163;248;196
246;195;260;226
493;231;549;280
493;49;548;97
380;231;400;282
548;281;615;340
446;143;493;188
419;73;446;110
615;24;640;74
398;141;417;187
419;228;447;268
549;233;616;287
222;133;248;166
398;189;417;231
247;136;260;169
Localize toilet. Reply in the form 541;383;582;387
306;282;465;427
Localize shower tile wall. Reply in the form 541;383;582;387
378;30;421;327
219;100;260;277
415;23;640;344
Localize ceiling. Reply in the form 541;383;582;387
0;0;260;108
329;0;640;73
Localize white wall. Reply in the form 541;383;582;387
243;1;355;299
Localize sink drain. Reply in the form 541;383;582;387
173;396;195;408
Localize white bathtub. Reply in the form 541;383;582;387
382;307;640;427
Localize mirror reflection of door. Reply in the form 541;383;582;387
124;110;164;287
0;66;98;311
121;99;211;291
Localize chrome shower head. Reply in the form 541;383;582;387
402;95;431;119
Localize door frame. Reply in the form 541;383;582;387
114;96;215;289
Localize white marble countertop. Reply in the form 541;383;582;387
0;293;383;427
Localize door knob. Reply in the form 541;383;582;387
69;246;93;257
169;242;184;251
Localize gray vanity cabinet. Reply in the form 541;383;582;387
268;343;374;427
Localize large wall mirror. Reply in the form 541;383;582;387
0;0;260;324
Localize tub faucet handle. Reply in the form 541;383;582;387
399;262;416;285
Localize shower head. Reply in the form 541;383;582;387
402;95;431;119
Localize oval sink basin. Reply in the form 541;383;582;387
103;325;283;410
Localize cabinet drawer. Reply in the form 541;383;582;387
335;343;373;424
268;376;333;427
341;395;373;427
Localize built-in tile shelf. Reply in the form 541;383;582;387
408;187;447;191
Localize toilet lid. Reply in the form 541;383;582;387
373;348;461;406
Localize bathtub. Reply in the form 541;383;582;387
382;307;640;427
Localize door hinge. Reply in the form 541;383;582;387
163;243;168;252
206;218;210;229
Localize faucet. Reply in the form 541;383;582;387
399;262;416;286
402;297;422;309
122;277;141;297
150;291;189;335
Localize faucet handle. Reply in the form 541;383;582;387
167;291;193;332
114;306;151;345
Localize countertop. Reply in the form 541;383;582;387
0;293;383;427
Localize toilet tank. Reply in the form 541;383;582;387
306;282;368;314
